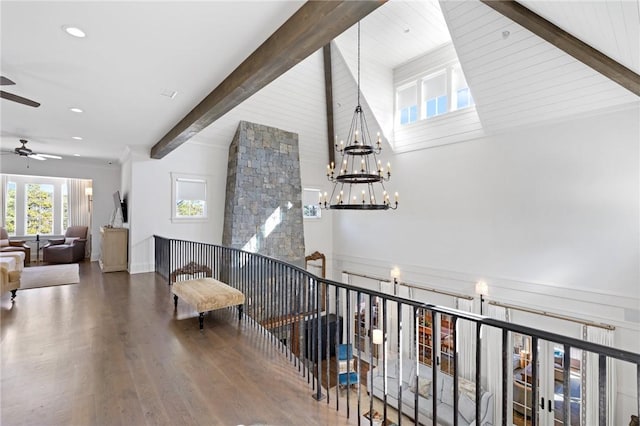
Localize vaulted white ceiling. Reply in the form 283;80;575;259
1;1;638;164
441;0;638;132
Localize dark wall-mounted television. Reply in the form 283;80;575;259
113;190;128;223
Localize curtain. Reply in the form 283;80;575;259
456;298;475;381
0;175;6;228
485;304;511;426
585;326;616;426
67;179;90;227
67;178;91;258
379;280;395;359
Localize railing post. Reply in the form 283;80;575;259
475;320;482;426
432;310;439;423
413;307;419;424
312;276;325;401
563;344;571;425
335;285;340;412
531;336;538;426
637;363;640;424
382;298;388;424
453;316;459;426
501;328;508;426
598;354;606;426
397;300;403;426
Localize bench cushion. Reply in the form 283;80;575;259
172;278;244;313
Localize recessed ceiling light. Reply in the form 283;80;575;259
73;154;81;157
63;25;86;38
72;136;83;140
69;107;83;113
502;30;511;39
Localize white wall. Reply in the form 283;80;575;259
0;156;121;260
125;143;228;274
334;104;639;301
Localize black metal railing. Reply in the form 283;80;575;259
154;235;640;426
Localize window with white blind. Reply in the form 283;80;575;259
395;61;473;126
422;72;448;119
171;173;208;222
397;84;418;125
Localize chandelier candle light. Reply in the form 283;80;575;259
320;21;398;211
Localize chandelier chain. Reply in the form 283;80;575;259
357;21;361;106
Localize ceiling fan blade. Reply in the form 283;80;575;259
0;90;40;108
38;154;62;159
29;154;47;161
0;76;16;86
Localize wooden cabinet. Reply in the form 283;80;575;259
99;227;128;272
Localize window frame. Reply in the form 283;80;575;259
171;172;209;223
302;188;322;219
2;175;67;237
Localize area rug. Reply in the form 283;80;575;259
20;264;80;289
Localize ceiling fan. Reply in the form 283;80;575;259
0;76;40;108
12;139;61;161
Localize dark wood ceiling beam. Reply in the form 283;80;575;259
480;0;640;96
323;43;335;168
151;0;386;159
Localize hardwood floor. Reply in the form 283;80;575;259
1;262;358;426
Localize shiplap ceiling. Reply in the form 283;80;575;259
441;0;639;132
0;1;638;163
520;0;639;74
334;0;451;69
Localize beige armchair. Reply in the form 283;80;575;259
42;226;88;264
0;227;31;266
1;265;20;300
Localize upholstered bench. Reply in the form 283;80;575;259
172;278;245;330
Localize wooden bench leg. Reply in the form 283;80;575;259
238;304;243;321
199;312;204;330
173;294;178;310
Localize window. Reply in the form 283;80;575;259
395;62;473;125
2;175;87;237
61;184;68;231
26;183;54;235
5;182;16;235
423;72;448;118
452;65;474;111
397;84;418;125
302;188;322;219
417;311;454;375
171;173;208;222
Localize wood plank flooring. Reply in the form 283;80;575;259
1;262;358;426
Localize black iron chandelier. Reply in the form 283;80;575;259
320;22;398;211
